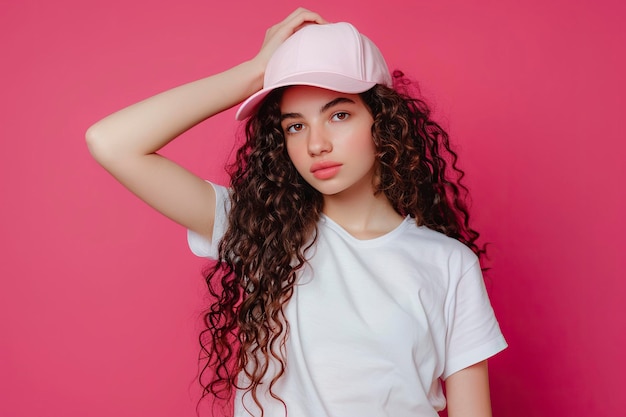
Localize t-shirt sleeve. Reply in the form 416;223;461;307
442;256;507;379
187;182;230;259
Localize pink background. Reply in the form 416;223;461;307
1;0;625;416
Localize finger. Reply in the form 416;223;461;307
283;7;326;25
255;9;328;64
274;8;327;37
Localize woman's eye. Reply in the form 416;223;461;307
286;123;304;134
331;112;349;121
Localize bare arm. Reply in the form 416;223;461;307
86;62;264;239
445;360;493;417
86;8;326;240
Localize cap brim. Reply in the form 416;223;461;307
235;72;377;120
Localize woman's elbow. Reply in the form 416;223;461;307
85;123;115;165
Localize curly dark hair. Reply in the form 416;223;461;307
198;71;484;415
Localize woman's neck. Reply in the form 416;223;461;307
322;187;404;240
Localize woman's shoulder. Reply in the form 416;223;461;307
210;181;230;196
402;219;479;265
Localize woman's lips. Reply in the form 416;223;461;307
310;161;343;180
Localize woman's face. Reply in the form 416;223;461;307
280;85;377;198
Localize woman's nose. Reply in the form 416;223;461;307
307;127;332;156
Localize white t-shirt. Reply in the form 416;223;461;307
188;183;507;417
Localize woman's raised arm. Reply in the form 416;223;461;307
86;61;264;240
85;8;326;240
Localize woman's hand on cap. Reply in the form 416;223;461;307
253;8;327;72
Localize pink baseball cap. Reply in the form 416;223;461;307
235;22;392;120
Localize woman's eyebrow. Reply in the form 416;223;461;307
320;97;355;114
280;112;302;122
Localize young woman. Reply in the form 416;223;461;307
87;8;506;417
